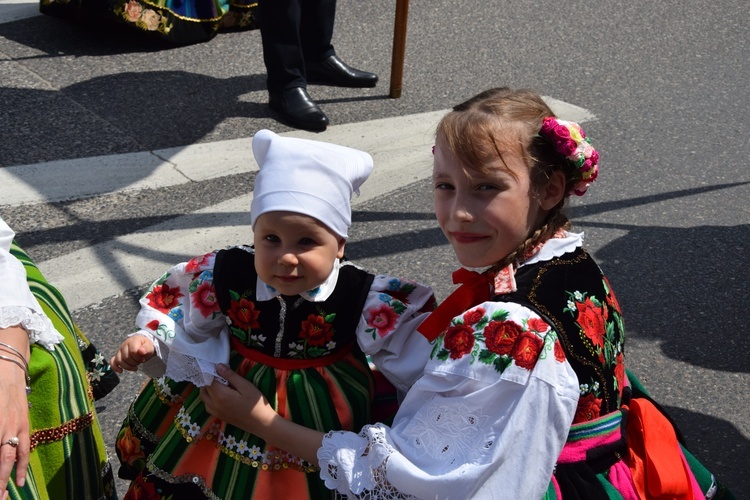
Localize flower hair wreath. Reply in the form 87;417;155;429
539;116;600;196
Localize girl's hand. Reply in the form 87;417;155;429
200;364;328;466
110;335;156;373
199;364;276;434
0;326;32;497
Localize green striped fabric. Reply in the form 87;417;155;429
7;242;116;500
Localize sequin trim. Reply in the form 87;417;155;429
29;411;94;450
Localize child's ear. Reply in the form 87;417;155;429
539;170;566;210
337;238;346;259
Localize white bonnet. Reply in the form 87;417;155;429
250;129;373;239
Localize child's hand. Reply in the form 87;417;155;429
200;364;275;434
110;335;156;373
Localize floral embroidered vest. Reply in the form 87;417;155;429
498;247;626;424
212;246;375;362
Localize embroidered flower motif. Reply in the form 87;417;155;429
574;392;602;422
145;319;160;331
191;281;220;318
185;252;213;273
574;297;606;348
554;339;566;362
484;320;522;356
123;0;142;21
366;304;400;338
463;307;485;326
512;331;544;370
227;297;260;331
300;314;334;346
146;283;183;314
116;427;145;466
123;474;160;500
443;324;475;359
527;317;550;333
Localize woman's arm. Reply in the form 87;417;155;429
0;325;31;493
200;364;325;465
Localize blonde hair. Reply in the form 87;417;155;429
436;87;573;270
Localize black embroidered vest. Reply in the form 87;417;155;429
498;247;626;420
212;246;375;361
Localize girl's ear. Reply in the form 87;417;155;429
337;238;346;259
539;170;566;210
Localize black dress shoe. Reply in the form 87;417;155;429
306;55;378;88
268;87;329;132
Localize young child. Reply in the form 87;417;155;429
110;129;435;499
200;88;733;499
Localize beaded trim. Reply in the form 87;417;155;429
29;411;94;450
127;403;161;445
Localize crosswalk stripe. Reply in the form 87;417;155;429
5;103;594;311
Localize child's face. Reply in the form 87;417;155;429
253;211;345;296
432;136;547;269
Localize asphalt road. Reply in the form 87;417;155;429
1;0;748;497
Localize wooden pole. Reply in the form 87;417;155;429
389;0;409;98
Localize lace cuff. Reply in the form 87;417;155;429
164;350;223;386
318;425;415;499
0;305;63;350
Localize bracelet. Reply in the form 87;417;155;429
0;354;32;405
0;341;29;369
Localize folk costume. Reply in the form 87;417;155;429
0;217;118;500
114;129;436;499
40;0;258;45
318;233;732;499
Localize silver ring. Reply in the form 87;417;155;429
2;437;19;447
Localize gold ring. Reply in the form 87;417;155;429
2;437;19;447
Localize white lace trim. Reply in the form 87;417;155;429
318;426;418;500
0;305;62;350
164;350;224;387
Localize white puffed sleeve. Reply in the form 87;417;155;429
0;216;63;349
132;250;230;385
321;301;579;499
356;275;436;395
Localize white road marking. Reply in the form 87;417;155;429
3;102;595;311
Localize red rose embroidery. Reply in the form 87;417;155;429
444;324;475;359
484;320;522;356
146;284;183;314
145;320;160;331
367;304;400;338
228;298;260;331
512;331;544;370
191;281;220;317
185;252;212;273
575;298;605;348
574;392;602;423
554;339;566;362
527;317;549;333
300;314;334;346
463;307;485;326
603;277;623;314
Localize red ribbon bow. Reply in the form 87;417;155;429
417;268;494;341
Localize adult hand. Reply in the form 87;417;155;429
200;364;275;434
0;326;32;497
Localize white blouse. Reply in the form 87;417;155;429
317;235;584;499
132;248;436;392
0;216;63;349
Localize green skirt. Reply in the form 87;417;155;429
7;242;118;500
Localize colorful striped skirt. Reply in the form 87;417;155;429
116;347;375;499
8;242;117;500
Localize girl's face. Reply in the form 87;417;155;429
253;211;345;296
433;136;547;269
